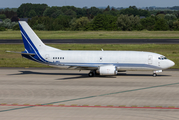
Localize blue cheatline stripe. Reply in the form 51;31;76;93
21;54;45;64
19;23;49;64
55;62;161;70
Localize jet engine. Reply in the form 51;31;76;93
97;65;117;75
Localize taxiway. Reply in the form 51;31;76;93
0;68;179;120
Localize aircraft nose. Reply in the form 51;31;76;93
169;60;175;68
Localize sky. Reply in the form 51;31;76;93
0;0;178;8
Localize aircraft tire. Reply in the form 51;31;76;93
88;72;94;77
153;73;157;77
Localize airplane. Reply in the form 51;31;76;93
8;21;175;77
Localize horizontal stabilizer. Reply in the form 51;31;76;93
6;51;35;55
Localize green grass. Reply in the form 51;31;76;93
1;30;179;39
0;44;179;68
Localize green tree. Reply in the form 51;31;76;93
0;14;6;19
154;17;168;31
70;17;90;30
0;27;6;31
140;16;156;30
64;9;76;18
0;10;17;19
164;14;177;29
173;20;179;30
156;14;165;19
93;14;117;30
164;14;177;21
17;3;33;17
76;8;86;18
32;24;45;30
116;14;141;31
52;15;71;30
3;18;11;23
0;18;17;29
42;17;54;30
43;7;58;17
104;5;110;12
28;16;54;30
51;10;63;18
17;3;48;18
28;16;38;27
28;10;36;18
34;4;48;16
60;6;68;13
120;6;150;17
87;7;103;19
12;23;20;30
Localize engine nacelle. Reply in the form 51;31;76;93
98;65;117;75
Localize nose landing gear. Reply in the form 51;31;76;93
153;70;162;77
153;73;157;77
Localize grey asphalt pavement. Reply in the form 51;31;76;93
0;68;179;119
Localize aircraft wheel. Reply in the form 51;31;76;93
88;72;94;77
153;73;157;77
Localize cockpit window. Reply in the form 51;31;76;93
158;56;167;60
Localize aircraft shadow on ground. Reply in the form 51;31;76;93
118;73;171;77
9;71;86;76
58;75;117;80
8;70;116;80
8;70;171;80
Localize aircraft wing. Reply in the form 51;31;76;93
51;62;115;70
65;63;98;70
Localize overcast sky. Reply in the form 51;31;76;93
0;0;178;8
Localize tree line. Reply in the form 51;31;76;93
16;4;151;19
0;3;179;31
26;13;179;31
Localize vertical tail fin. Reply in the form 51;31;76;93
19;21;46;53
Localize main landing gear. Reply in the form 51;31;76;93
88;70;99;77
88;71;94;77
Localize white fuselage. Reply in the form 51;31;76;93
39;50;174;71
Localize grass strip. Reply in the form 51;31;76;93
1;30;179;39
0;44;179;68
